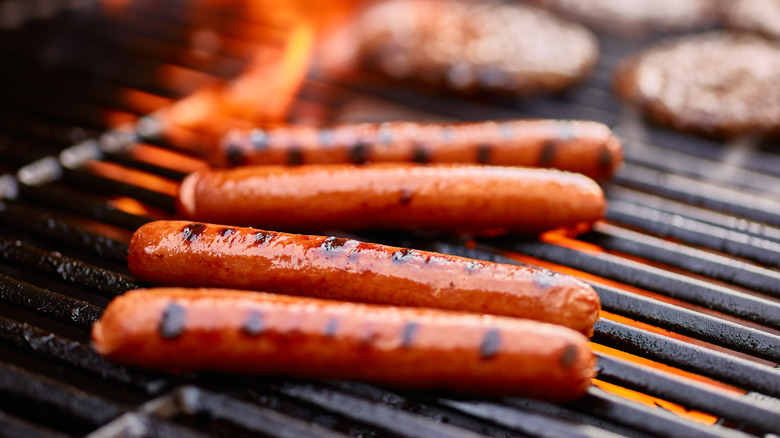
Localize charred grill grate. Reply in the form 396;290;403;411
1;2;780;437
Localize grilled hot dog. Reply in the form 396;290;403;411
177;163;606;235
217;119;623;180
92;288;597;401
128;220;601;335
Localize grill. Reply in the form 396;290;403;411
2;1;780;437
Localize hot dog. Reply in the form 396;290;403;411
128;220;601;335
216;119;623;181
91;288;597;401
176;163;606;235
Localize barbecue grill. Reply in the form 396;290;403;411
2;1;780;437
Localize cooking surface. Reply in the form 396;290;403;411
1;1;780;437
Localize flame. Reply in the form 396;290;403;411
85;161;179;196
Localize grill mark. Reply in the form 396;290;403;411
323;317;339;338
349;142;371;164
288;147;303;165
411;146;430;163
401;322;419;349
254;231;274;245
561;344;578;369
182;223;207;243
226;145;244;166
321;236;349;251
539;141;556;167
218;228;236;238
242;310;264;336
599;145;613;169
392;249;416;263
480;328;501;359
476;144;492;164
159;302;186;339
250;129;268;149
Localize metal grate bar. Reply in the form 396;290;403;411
596;354;780;434
0;411;70;438
593;319;780;398
496;239;780;330
567;387;753;438
0;362;125;436
0;202;131;262
582;223;780;296
0;316;168;395
613;163;780;227
594;284;780;363
0;236;142;296
605;200;780;266
622;139;780;197
0;274;102;330
273;382;490;438
607;186;780;243
181;387;350;438
17;184;153;230
437;399;632;438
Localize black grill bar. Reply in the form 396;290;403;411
17;184;153;231
0;236;142;296
0;362;125;436
0;274;101;330
0;411;69;438
596;354;780;434
593;319;780;398
622;138;780;197
272;382;489;438
0;202;131;263
495;239;780;330
594;284;780;363
61;168;177;213
0;316;168;395
567;387;751;438
613;163;780;227
608;186;780;243
582;223;780;296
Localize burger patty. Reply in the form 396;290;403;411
529;0;722;37
724;0;780;40
353;0;598;97
614;32;780;139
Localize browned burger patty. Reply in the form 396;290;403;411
724;0;780;40
614;32;780;139
529;0;722;37
353;0;598;96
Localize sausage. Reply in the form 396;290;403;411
127;220;601;335
91;288;597;401
215;119;623;181
176;163;606;235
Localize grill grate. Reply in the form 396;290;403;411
1;2;780;437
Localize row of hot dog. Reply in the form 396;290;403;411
92;118;623;402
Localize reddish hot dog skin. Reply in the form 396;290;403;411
92;288;596;401
127;220;601;335
177;163;606;235
216;119;623;181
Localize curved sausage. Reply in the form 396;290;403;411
92;288;597;401
177;163;606;235
215;119;623;180
128;220;601;335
